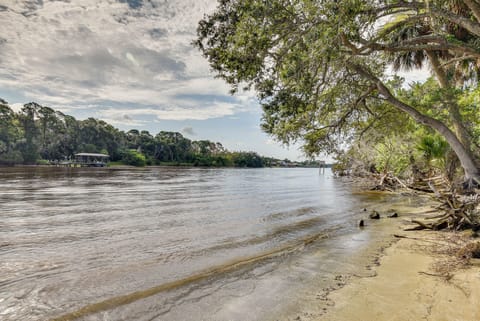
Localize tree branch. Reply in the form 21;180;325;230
340;33;360;54
363;1;424;15
428;6;480;37
441;55;478;67
366;41;480;59
463;0;480;23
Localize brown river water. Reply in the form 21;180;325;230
0;166;418;321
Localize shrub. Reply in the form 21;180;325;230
122;149;146;167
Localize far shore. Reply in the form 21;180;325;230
0;163;326;169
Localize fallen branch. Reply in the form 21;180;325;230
408;191;480;231
371;172;408;191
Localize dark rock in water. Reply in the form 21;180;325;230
358;219;365;227
387;212;399;218
363;208;367;212
369;210;380;219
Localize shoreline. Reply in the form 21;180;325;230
272;189;436;321
310;195;480;321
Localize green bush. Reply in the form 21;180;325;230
0;150;23;165
416;134;449;168
374;137;410;176
36;159;50;165
122;149;146;167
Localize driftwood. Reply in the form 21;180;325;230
368;171;480;231
371;173;407;191
404;170;480;231
406;193;480;231
408;175;451;194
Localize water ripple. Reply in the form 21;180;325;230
0;167;358;321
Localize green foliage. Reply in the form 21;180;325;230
194;0;393;156
459;86;480;156
373;137;411;176
230;152;264;168
0;99;275;168
0;101;22;164
192;154;232;167
195;0;480;181
18;103;40;163
417;134;449;166
121;149;146;167
79;144;99;153
0;148;23;164
36;159;50;165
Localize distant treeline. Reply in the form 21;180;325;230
0;99;321;168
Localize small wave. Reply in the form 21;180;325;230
48;229;334;321
262;206;317;222
180;215;328;263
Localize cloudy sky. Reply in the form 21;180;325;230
0;0;309;160
0;0;430;161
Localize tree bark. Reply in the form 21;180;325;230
428;6;480;37
463;0;480;24
426;51;448;88
426;51;477;166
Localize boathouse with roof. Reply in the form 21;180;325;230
74;153;109;167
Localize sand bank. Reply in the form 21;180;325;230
316;230;480;321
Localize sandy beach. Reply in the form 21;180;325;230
316;229;480;321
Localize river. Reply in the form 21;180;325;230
0;166;413;321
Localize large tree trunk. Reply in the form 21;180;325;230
426;51;477;163
353;65;480;185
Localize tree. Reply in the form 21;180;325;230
36;106;69;160
195;0;480;185
58;113;80;159
0;99;23;164
78;118;124;159
154;131;192;162
231;151;264;167
18;102;40;163
126;129;141;150
0;99;281;167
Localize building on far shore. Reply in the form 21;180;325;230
74;153;109;167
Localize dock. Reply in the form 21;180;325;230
56;153;110;167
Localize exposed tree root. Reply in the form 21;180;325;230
407;193;480;231
368;171;480;231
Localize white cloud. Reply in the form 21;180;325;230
0;0;244;123
125;52;140;67
386;65;430;85
97;99;239;122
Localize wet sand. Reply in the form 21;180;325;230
315;222;480;321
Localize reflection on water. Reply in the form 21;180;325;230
0;167;401;320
